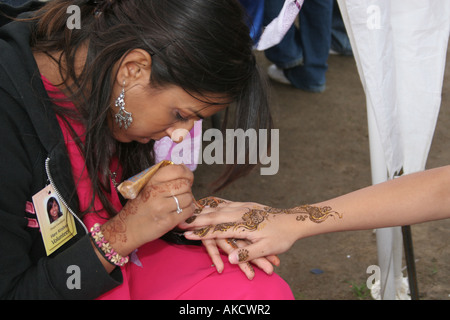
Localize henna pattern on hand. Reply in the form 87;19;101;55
192;204;342;238
197;197;226;208
238;249;249;262
193;196;227;214
192;225;213;237
184;215;197;224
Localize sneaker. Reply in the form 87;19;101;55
267;64;291;85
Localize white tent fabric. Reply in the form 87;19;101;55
337;0;450;299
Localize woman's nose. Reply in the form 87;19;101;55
165;120;195;143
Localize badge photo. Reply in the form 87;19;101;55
32;185;77;255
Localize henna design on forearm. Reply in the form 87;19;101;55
264;205;342;223
192;204;342;238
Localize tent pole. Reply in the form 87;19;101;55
401;225;419;299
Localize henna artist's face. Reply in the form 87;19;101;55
109;49;228;145
110;84;226;144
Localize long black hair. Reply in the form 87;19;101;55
30;0;272;218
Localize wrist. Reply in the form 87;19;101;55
90;223;129;267
287;204;344;240
98;217;137;258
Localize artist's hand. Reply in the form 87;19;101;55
101;164;196;256
180;197;310;265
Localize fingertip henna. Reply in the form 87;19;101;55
238;248;249;262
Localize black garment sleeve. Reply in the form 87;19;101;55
0;88;122;299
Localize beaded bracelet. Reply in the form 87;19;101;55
90;223;129;267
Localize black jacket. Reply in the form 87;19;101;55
0;3;122;299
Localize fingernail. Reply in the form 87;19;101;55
228;254;238;264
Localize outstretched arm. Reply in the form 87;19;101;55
182;165;450;264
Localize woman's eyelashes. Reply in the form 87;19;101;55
176;110;203;122
175;111;189;122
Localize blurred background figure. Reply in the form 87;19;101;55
264;0;353;93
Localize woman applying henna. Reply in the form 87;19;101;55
0;0;292;299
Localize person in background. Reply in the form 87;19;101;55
263;0;333;92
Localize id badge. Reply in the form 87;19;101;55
32;185;77;256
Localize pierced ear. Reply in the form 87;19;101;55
115;49;152;87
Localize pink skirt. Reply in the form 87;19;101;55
97;239;294;300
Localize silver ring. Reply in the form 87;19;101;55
173;195;183;214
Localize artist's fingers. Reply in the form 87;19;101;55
202;239;224;274
151;164;194;186
168;192;195;214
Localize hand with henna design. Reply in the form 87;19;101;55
183;166;450;267
182;197;281;280
181;198;343;265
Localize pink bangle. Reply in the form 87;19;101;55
90;223;129;267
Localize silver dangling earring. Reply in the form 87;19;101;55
114;81;133;130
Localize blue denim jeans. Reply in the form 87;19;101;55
0;0;29;6
331;2;353;56
239;0;265;43
264;0;333;92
